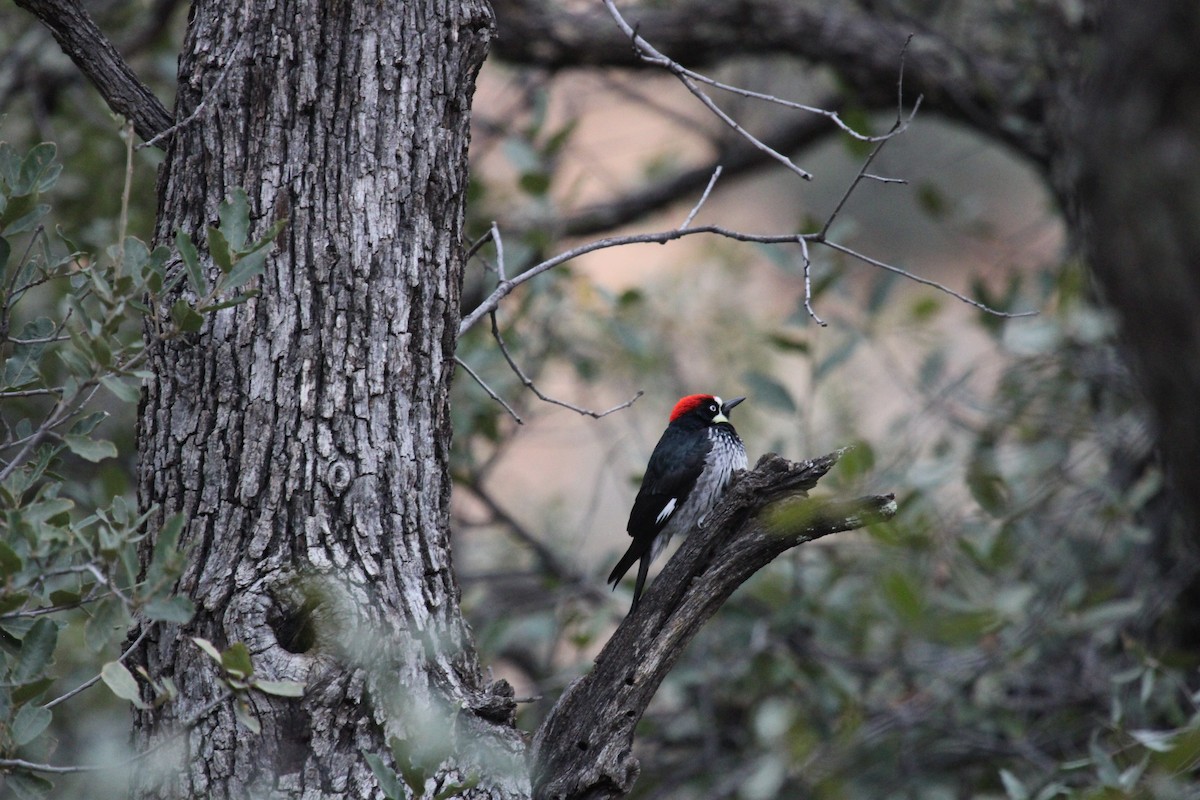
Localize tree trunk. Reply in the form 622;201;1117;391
132;1;526;797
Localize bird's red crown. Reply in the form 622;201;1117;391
669;394;717;422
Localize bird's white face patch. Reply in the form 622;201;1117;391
656;497;678;524
710;396;729;424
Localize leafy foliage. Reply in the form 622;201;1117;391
0;141;285;793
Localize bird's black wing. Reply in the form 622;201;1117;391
625;425;712;542
608;424;711;592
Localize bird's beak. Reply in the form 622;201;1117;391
721;396;746;416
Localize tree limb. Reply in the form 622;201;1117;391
491;0;1049;165
14;0;173;145
530;451;897;800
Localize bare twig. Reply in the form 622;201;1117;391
490;311;644;419
44;624;154;709
138;34;249;151
465;227;496;262
459;478;611;603
116;119;134;269
454;355;523;424
603;0;813;181
820;239;1036;318
0;692;227;774
798;236;826;327
680;166;722;230
490;220;508;281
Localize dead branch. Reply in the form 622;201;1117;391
14;0;172;144
530;450;896;800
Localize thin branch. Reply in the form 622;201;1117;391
0;693;227;774
798;236;826;327
116;119;134;269
44;624;154;709
543;110;839;238
465;227;496;262
138;34;248;151
490;311;644;419
460;478;610;604
0;387;62;399
680;166;722;230
459;224;804;336
675;65;904;143
454;355;523;424
490;221;508;282
819;93;923;240
13;0;172;144
602;0;813;181
821;239;1037;318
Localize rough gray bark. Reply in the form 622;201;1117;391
1075;1;1200;646
132;1;525;797
530;452;896;800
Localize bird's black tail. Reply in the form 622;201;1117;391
609;541;651;612
607;542;641;588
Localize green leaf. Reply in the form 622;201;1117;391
192;637;223;663
6;769;54;800
222;641;254;678
68;411;108;437
85;596;130;652
197;291;259;314
966;463;1009;517
434;775;480;800
208;226;233;273
3;317;55;388
12;618;58;683
880;571;924;625
15;142;59;195
219;249;267;294
255;216;288;249
1130;728;1176;753
233;698;261;733
0;540;23;578
11;677;54;706
63;434;118;463
218;188;251;252
120;236;151;278
176;230;208;295
101;661;148;708
101;374;142;403
813;334;859;382
255;679;306;697
742;371;796;414
363;751;402;800
866;271;899;314
143;596;195;623
170;299;205;333
1;199;50;235
999;769;1029;800
518;170;552;196
11;702;52;746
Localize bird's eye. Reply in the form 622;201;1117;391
709;404;717;413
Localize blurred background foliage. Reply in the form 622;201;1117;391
3;1;1199;799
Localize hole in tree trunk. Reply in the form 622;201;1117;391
270;594;319;654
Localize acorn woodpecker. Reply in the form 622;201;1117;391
608;394;748;611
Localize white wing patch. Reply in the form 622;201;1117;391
656;497;678;524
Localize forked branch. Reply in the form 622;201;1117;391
530;451;897;800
